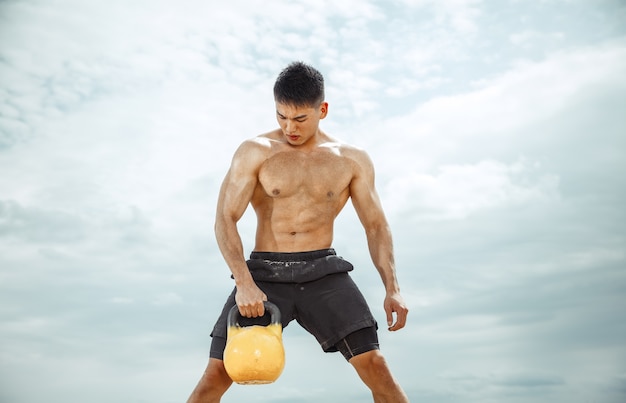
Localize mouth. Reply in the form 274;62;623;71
287;134;299;141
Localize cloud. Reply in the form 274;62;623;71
384;158;559;220
0;200;87;242
0;0;625;402
398;0;483;33
358;41;626;215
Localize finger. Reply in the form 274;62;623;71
238;302;255;318
386;308;393;327
239;305;251;318
387;312;396;331
388;307;408;331
388;317;403;331
256;301;265;317
259;293;268;317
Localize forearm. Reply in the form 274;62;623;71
214;215;254;287
366;223;401;294
215;214;267;317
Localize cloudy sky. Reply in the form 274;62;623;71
1;0;625;402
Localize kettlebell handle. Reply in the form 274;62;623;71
227;301;281;328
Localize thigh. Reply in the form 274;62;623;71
295;273;377;352
335;326;379;361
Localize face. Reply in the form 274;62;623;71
275;101;328;147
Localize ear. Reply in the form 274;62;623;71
319;102;329;119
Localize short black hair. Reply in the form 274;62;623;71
273;61;325;107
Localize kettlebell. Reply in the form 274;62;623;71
223;301;285;385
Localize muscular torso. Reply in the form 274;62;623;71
250;132;355;252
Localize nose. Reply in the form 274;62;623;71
285;120;296;133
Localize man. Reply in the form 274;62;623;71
187;62;409;402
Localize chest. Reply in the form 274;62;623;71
258;151;353;199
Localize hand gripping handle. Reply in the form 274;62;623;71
227;301;281;328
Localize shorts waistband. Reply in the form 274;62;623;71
250;248;336;262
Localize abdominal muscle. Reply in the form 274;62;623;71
252;193;345;253
254;224;334;253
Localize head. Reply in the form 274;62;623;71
273;62;328;146
273;61;325;108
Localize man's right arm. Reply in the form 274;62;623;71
214;139;268;318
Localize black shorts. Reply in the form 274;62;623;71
209;249;379;361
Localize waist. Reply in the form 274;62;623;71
250;248;336;262
246;248;352;283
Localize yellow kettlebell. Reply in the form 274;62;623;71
223;301;285;385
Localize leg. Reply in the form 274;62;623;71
350;350;409;403
186;358;232;403
187;289;236;403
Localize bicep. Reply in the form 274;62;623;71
216;170;256;222
216;143;263;222
349;153;386;228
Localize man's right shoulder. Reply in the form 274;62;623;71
239;130;281;150
232;131;279;166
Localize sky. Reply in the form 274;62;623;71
0;0;625;402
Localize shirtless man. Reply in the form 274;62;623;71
187;62;409;402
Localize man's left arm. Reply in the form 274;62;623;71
349;149;409;331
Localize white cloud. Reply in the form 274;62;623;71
108;297;134;305
151;292;183;306
385;158;559;220
356;41;626;186
399;0;483;33
425;43;624;134
1;1;625;402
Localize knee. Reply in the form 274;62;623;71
204;359;233;388
187;359;232;403
351;350;390;377
350;351;408;401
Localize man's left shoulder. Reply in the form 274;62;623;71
321;137;365;156
338;143;372;166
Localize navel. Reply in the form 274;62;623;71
327;191;334;198
290;231;297;236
